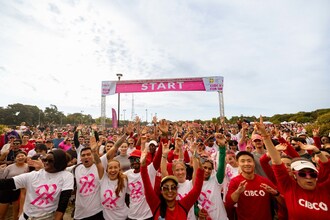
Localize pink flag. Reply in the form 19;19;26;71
112;108;118;128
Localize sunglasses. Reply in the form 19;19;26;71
129;157;140;163
128;143;134;145
161;185;177;192
42;158;54;163
253;139;262;142
294;171;318;179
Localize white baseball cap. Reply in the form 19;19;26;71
291;159;318;172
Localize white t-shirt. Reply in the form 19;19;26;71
124;164;156;220
100;175;129;220
74;164;102;219
76;144;84;163
13;169;73;219
205;144;219;156
127;147;136;156
177;180;196;220
198;174;228;220
222;164;239;202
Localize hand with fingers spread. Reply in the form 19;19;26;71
89;136;98;152
158;119;169;135
125;123;134;135
312;127;320;137
275;143;287;151
297;142;318;151
236;180;247;194
91;123;98;131
260;183;278;196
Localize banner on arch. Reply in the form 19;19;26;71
101;76;224;96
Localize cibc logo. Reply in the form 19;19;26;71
298;199;328;211
244;190;266;197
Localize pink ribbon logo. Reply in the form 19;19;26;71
177;192;188;200
102;190;119;209
129;181;143;202
79;173;96;196
31;184;57;207
198;189;213;211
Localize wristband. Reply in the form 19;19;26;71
315;151;322;155
125;132;130;136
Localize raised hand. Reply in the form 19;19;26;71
158;119;169;135
312;127;320;137
254;116;267;135
275;143;287;151
77;124;83;131
91;123;98;131
162;141;171;155
298;142;318;151
152;116;158;125
215;133;226;146
89;136;98;152
125;123;134;135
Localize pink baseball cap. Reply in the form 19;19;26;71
251;134;262;142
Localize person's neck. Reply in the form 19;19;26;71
241;172;255;180
22;141;28;145
255;147;265;154
133;169;140;173
166;200;176;209
16;162;25;167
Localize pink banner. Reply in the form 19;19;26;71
112;108;118;128
101;76;223;96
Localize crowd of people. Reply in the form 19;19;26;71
0;117;329;220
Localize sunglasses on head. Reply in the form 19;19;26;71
129;157;140;163
161;185;177;192
294;171;318;179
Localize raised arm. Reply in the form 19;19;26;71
255;116;281;165
160;142;170;177
90;136;104;179
215;133;226;184
106;123;134;160
140;147;160;213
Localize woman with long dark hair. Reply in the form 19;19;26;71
140;147;204;220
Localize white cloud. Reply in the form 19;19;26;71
0;0;329;121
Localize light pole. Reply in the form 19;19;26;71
123;109;126;121
145;109;148;123
116;73;123;127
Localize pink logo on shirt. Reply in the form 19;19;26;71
199;190;214;211
31;184;57;207
129;181;143;202
79;174;96;196
102;190;119;209
177;192;188;200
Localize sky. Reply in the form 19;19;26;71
0;0;329;122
